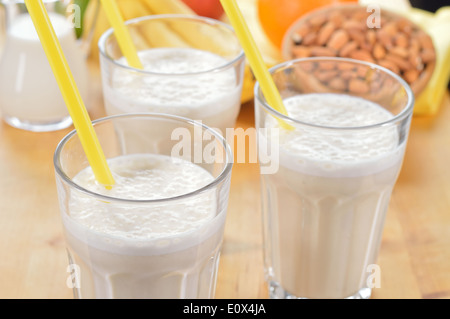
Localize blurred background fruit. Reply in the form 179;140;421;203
181;0;224;19
257;0;358;49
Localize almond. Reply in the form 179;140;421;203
318;61;337;70
317;21;336;45
302;33;317;46
294;22;311;38
394;33;409;48
341;20;366;32
385;53;412;71
409;54;423;70
292;46;311;58
347;28;365;45
328;77;347;91
315;69;338;82
390;46;409;58
327;29;350;51
337;62;356;71
420;48;436;63
373;43;386;60
309;13;327;27
417;30;434;50
328;10;344;27
310;46;337;57
341;70;356;80
349;50;375;63
404;69;419;84
378;59;400;74
366;30;377;46
349;78;370;94
376;29;393;49
383;21;398;36
339;41;359;57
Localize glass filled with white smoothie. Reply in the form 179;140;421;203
98;14;245;135
0;0;88;132
54;113;233;299
255;57;414;299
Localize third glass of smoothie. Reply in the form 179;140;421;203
54;113;233;299
98;14;245;134
255;57;414;299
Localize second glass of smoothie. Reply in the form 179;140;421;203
54;113;233;299
255;57;414;299
98;14;245;134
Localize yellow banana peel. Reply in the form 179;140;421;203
140;0;195;15
82;0;152;64
406;6;450;116
139;20;190;48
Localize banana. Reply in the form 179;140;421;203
142;0;235;57
127;27;150;52
83;0;152;63
139;21;190;48
116;0;151;20
140;0;195;15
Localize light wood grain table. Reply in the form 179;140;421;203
0;57;449;298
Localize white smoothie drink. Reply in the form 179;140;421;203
101;48;242;133
260;93;407;299
0;13;88;127
62;154;225;299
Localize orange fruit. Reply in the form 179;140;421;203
257;0;358;49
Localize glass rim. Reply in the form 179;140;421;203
53;113;234;205
254;57;415;131
98;14;245;77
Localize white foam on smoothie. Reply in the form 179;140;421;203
107;48;239;117
263;93;403;177
68;154;216;243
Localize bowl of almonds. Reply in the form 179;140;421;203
281;4;436;96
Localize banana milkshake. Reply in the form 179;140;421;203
255;58;414;299
259;93;406;299
54;114;233;299
62;154;224;299
102;48;242;133
98;15;245;134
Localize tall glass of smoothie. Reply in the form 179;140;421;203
98;14;245;134
54;113;233;299
254;57;414;299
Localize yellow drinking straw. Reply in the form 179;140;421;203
24;0;115;187
99;0;143;69
219;0;291;129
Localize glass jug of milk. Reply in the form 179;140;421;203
0;0;88;132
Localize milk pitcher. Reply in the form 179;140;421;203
0;0;88;132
